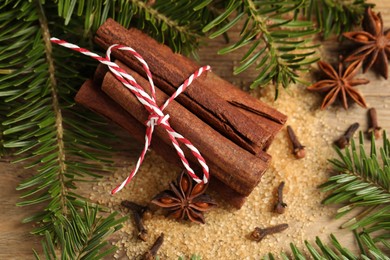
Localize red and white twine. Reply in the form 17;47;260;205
50;37;210;194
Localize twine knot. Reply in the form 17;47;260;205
147;113;170;127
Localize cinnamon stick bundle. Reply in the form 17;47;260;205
100;60;270;196
74;19;288;208
94;19;287;153
75;80;247;208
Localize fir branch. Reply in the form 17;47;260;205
300;0;373;39
320;132;390;241
33;203;127;260
55;0;215;56
37;0;68;215
264;231;390;259
203;0;319;99
0;0;121;257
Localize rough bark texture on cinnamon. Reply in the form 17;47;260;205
75;79;247;208
94;19;287;153
100;60;270;196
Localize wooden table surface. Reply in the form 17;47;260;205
1;1;389;259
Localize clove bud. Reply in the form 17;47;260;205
121;200;152;241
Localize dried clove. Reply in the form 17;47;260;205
250;223;289;242
121;200;148;215
367;108;382;140
142;233;164;260
274;181;287;214
134;211;148;241
121;200;152;241
287;126;305;159
335;122;359;149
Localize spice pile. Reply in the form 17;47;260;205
88;82;348;258
87;6;390;259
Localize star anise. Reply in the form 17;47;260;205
343;7;390;79
151;171;216;224
308;59;369;110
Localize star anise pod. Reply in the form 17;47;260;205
343;7;390;79
151;171;216;224
308;59;369;110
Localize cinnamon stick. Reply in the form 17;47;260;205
100;60;270;196
75;79;247;208
94;19;286;153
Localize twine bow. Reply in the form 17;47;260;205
50;37;210;194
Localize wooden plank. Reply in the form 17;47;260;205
0;161;41;259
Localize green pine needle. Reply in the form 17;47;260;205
203;0;319;99
33;203;127;260
299;0;373;39
55;0;215;56
265;232;390;259
319;131;390;241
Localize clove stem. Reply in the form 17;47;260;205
335;122;359;149
250;223;289;242
287;126;305;159
134;211;148;241
274;181;287;214
367;108;381;140
142;233;164;260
